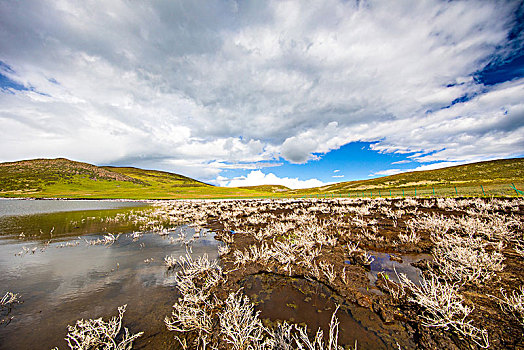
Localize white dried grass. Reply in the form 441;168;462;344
494;286;524;326
165;253;223;349
346;242;360;255
431;232;504;284
164;255;177;269
59;305;143;350
85;233;120;246
398;273;489;348
0;292;20;307
319;261;336;284
219;290;268;350
293;305;344;350
397;230;420;245
361;251;375;265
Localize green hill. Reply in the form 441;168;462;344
293;158;524;197
0;157;522;199
0;158;272;199
238;185;290;193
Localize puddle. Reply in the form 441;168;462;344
366;252;431;286
241;273;415;350
0;208;218;349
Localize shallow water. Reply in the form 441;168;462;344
0;200;218;349
0;198;145;217
0;199;149;241
367;251;430;286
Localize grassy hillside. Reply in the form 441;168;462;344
238;185;290;193
0;158;272;199
0;157;522;199
293;158;524;197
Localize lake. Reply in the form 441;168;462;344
0;199;218;349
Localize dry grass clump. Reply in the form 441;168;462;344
219;289;269;349
431;231;504;284
515;239;524;257
493;286;524;326
230;218;341;276
1;291;21;325
0;291;20;308
397;230;420;245
395;273;489;348
292;306;345;350
164;255;177;269
55;305;143;350
85;233;120;246
164;253;223;348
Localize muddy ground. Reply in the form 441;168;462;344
190;197;524;349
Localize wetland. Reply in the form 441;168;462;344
1;197;523;349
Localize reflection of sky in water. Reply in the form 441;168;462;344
0;202;216;349
0;226;218;304
0;198;145;217
0;223;218;348
366;251;430;285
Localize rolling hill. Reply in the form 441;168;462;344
292;158;524;197
0;158;273;199
0;157;522;199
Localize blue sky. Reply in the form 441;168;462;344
217;141;421;185
1;1;523;188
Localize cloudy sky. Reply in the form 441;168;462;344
1;0;523;189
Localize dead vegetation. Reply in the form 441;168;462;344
0;291;21;326
151;196;523;349
53;305;143;350
8;196;522;349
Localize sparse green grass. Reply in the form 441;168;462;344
292;158;524;198
0;157;522;199
0;158;273;199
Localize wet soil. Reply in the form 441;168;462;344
207;198;524;350
1;198;523;349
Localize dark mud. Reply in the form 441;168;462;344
241;273;415;349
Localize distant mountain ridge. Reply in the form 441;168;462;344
0;157;522;199
0;158;145;190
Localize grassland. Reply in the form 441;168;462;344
292;158;524;198
0;157;522;199
0;158;272;199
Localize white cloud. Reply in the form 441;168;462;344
332;175;344;178
0;0;522;181
373;169;403;176
391;160;411;165
221;170;326;189
333;169;340;173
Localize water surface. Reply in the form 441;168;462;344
0;200;218;349
0;198;146;217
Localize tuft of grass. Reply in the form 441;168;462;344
54;304;143;350
397;273;489;348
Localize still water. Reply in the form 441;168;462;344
0;199;218;349
0;198;145;217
